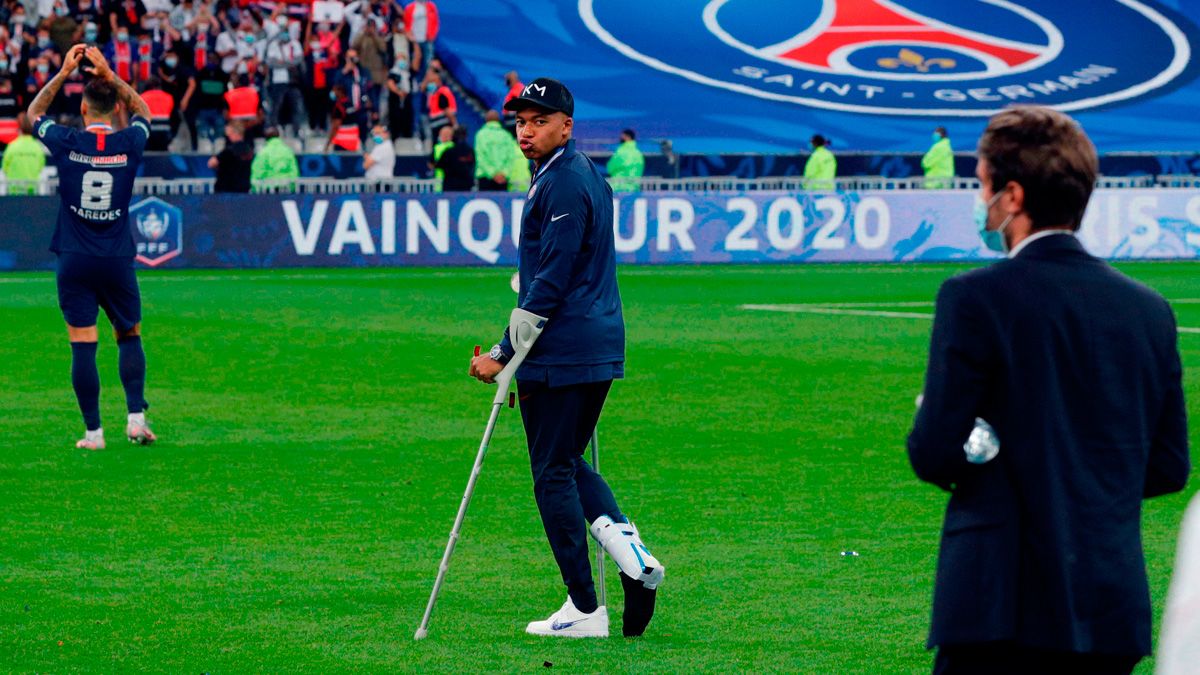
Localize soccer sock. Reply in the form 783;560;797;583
70;341;101;431
117;335;147;414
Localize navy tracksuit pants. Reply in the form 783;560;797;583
517;379;623;613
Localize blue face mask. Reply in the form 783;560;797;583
932;132;942;142
372;135;384;144
974;190;1012;253
165;57;178;68
85;29;97;41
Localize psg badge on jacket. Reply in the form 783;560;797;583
131;197;183;267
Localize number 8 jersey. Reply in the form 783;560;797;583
36;115;150;257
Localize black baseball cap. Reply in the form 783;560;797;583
503;78;574;117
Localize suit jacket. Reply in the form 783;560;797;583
907;233;1189;656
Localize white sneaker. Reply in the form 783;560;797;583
525;596;609;638
590;516;665;589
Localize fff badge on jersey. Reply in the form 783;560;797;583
131;197;183;267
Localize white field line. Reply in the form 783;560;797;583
740;304;935;320
741;303;1200;335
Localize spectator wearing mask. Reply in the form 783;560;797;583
191;61;227;150
251;126;300;192
134;30;165;86
403;0;438;77
7;6;31;47
103;25;136;83
263;15;307;134
428;122;452;191
189;15;219;73
1;113;45;195
33;29;64;70
436;125;474;192
303;20;340;133
390;15;420;76
216;15;258;75
26;57;53;102
423;72;455;142
606;128;644;193
208;121;253;193
385;46;414;144
474;109;515;191
158;48;196;150
81;21;100;46
351;16;388;113
363;123;394;180
501;70;522;135
0;26;20;79
804;134;836;191
339;47;372;143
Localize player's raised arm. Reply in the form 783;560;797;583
28;44;86;119
83;45;151;120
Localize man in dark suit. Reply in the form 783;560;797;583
908;106;1190;674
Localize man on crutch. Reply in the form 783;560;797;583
469;78;665;639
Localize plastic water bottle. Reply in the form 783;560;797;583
964;418;1000;464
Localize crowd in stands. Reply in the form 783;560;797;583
0;0;659;192
0;0;445;159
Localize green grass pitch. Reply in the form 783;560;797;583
1;263;1196;672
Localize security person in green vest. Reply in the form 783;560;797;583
606;128;644;193
507;141;531;193
922;126;954;189
429;124;454;192
251;127;300;193
804;134;836;191
2;115;46;195
475;109;516;191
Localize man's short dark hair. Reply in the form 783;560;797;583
934;126;947;137
978;106;1098;231
622;128;636;140
83;78;118;115
811;134;827;147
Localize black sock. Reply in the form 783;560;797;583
117;335;147;413
70;341;101;431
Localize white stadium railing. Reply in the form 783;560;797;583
0;174;1184;196
0;176;440;196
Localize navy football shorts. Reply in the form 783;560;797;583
55;253;142;332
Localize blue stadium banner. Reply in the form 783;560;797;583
441;1;1200;154
0;191;1197;270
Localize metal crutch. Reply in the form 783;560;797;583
590;429;606;608
414;308;547;640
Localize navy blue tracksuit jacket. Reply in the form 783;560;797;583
500;139;624;385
